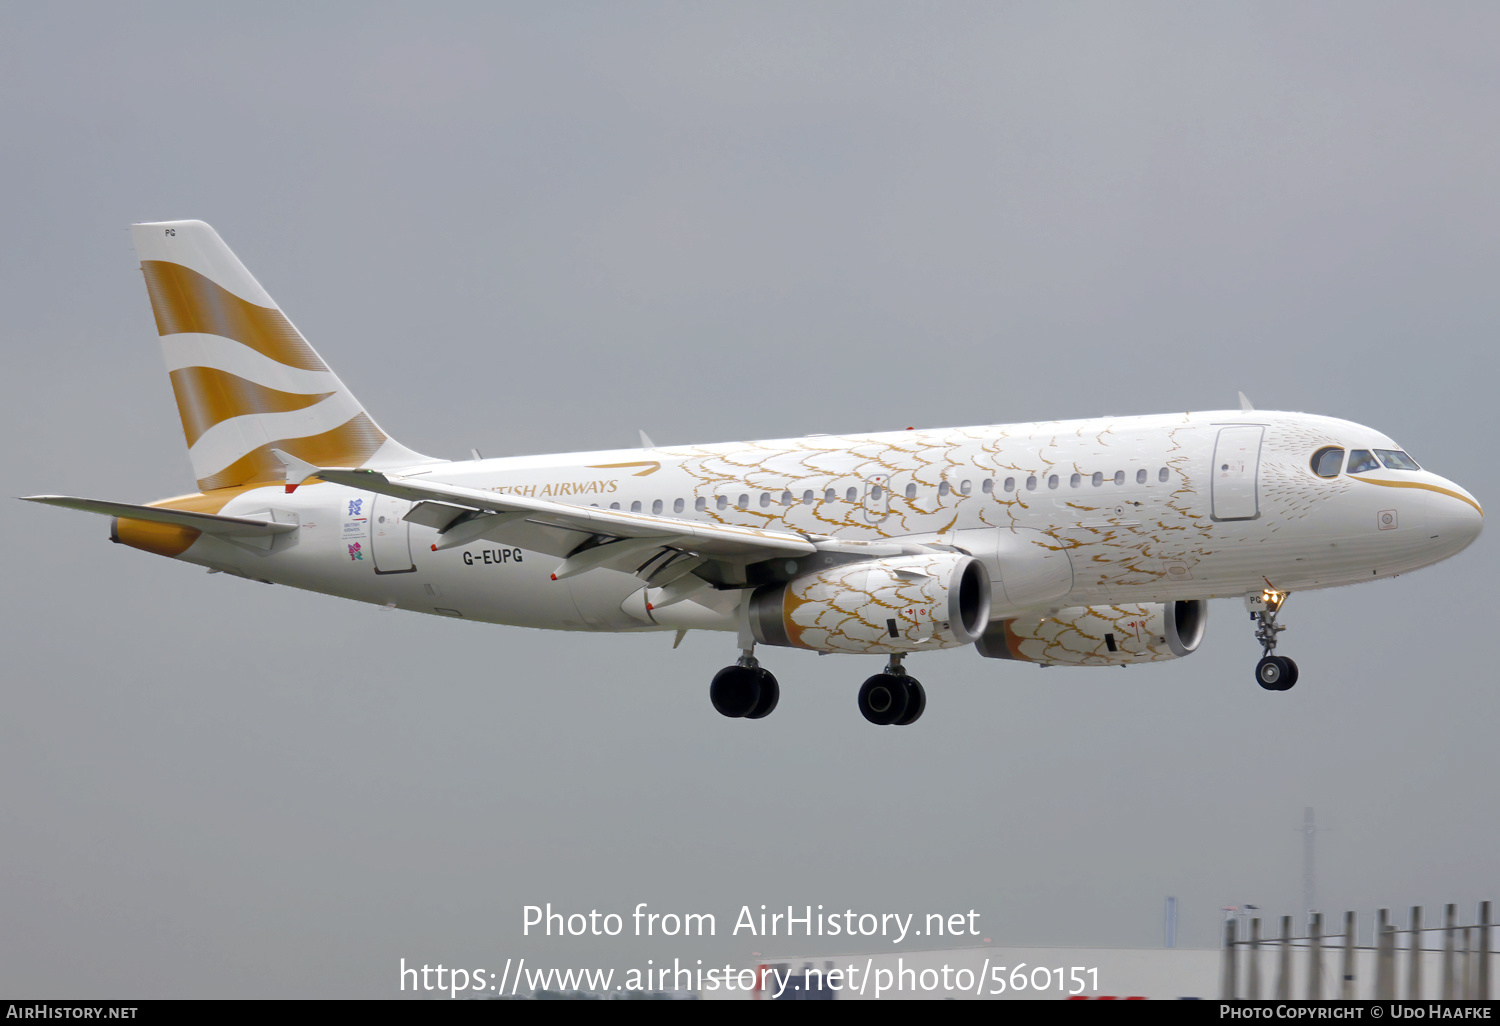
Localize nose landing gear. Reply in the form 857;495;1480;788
857;654;926;725
1248;587;1298;691
710;648;780;719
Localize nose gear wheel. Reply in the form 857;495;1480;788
1256;655;1298;691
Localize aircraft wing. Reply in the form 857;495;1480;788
311;468;817;570
21;495;299;537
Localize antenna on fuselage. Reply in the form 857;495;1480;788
1238;391;1255;412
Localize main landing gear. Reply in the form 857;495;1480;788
1248;588;1299;691
710;649;779;719
708;648;927;725
857;654;926;726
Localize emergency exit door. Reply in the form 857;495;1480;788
1211;426;1264;521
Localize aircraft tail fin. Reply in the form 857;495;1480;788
130;220;433;492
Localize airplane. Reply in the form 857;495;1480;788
23;221;1484;726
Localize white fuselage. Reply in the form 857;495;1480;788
156;409;1482;641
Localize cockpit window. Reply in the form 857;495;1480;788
1311;447;1344;478
1346;449;1380;474
1374;449;1420;471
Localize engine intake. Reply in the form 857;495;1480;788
750;553;991;654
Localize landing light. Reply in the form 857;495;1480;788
1245;586;1287;615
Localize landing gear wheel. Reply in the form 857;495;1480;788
1256;655;1298;691
893;678;925;725
1280;658;1298;690
858;674;910;725
745;668;780;719
710;665;762;717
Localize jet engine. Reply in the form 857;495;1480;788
749;553;991;654
975;599;1207;666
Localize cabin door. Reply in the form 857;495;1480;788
371;494;416;573
1211;426;1264;521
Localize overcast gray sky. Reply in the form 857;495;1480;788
3;1;1496;998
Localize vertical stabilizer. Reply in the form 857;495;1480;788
131;220;432;491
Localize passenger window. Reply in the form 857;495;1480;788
781;490;793;505
1048;475;1059;489
1070;473;1081;488
674;498;685;513
609;502;621;510
631;500;642;513
981;479;993;494
845;487;857;502
1375;449;1420;471
739;493;750;507
1346;449;1379;475
939;481;951;496
1311;447;1344;478
1004;477;1016;493
1092;472;1103;487
759;492;770;508
1026;475;1037;491
695;497;706;512
904;483;917;499
871;484;884;500
1113;470;1124;485
651;499;663;514
1136;469;1147;484
716;496;728;511
802;489;814;504
960;480;971;495
825;488;837;503
1158;467;1169;483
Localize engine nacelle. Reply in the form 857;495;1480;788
976;599;1208;666
750;553;992;654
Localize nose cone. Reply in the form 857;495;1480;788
1426;480;1483;554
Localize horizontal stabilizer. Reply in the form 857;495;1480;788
21;495;298;536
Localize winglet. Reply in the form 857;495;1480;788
271;449;323;493
638;429;656;449
1238;391;1254;412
